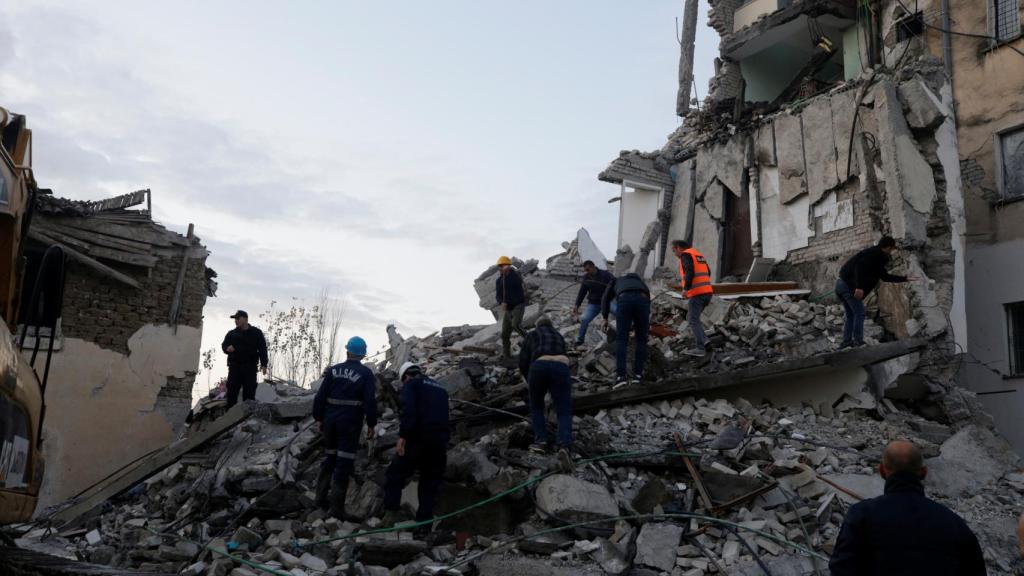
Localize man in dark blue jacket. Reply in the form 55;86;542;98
573;260;615;347
519;316;571;453
836;236;917;348
829;440;986;575
495;256;528;359
312;336;377;520
602;273;651;388
221;310;269;407
382;362;450;528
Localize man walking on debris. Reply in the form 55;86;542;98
602;272;651;388
518;316;572;454
836;236;917;348
829;440;986;575
221;310;268;408
671;240;714;357
496;255;528;359
382;362;450;529
573;260;615;348
312;336;377;520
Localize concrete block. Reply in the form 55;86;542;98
634;522;684;572
898;78;945;132
775;114;807;204
535;475;619;523
703;181;726;220
755;122;776;166
926;425;1020;498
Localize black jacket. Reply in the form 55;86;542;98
829;472;986;576
313;360;378;427
576;269;615;307
399;375;450;442
495;269;527;309
839;246;908;296
518;324;567;377
601;273;650;319
222;326;268;369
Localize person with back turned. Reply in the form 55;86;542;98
670;240;715;358
829;440;986;575
836;236;918;348
221;310;268;407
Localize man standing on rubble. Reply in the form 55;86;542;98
496;256;528;360
312;336;377;520
573;260;616;349
671;240;714;357
221;310;268;408
602;273;651;388
382;362;450;529
518;316;572;454
829;440;986;575
836;236;917;348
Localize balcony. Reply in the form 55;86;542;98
734;0;794;33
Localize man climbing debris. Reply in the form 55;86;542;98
671;240;714;358
518;316;572;455
381;362;450;531
602;272;651;388
829;440;986;575
835;236;917;348
573;259;616;348
495;255;528;360
221;310;268;408
312;336;377;521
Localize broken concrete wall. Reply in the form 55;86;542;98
33;226;211;510
662;159;696;269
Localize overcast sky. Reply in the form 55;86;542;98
0;1;715;395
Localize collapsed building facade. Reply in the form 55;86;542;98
602;0;1024;451
24;190;216;509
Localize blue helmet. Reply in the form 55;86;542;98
346;336;368;357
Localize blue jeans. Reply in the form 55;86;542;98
835;278;865;343
528;360;573;447
577;302;616;344
615;293;650;379
687;294;712;348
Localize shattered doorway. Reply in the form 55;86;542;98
723;185;754;279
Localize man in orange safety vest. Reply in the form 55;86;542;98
671;240;714;357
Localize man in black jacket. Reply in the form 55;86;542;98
573;260;615;347
495;256;528;359
221;310;268;407
829;440;986;575
836;237;917;348
602;273;651;388
519;316;571;453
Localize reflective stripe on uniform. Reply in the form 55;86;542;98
327;398;363;406
336;450;357;459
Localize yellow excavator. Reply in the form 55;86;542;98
0;107;66;525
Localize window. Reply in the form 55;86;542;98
1007;302;1024;376
992;0;1022;42
997;126;1024;200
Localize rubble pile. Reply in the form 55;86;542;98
19;386;1024;575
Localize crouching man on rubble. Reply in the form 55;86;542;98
312;336;377;520
382;362;450;529
829;440;986;575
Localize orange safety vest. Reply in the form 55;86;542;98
679;247;714;298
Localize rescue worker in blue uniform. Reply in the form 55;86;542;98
382;362;450;528
312;336;377;520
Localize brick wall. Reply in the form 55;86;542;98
786;185;878;266
62;248;209;356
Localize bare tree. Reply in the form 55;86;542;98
259;286;345;388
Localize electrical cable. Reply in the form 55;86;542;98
730;524;775;576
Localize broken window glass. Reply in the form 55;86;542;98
1007;302;1024;375
1000;126;1024;200
993;0;1022;42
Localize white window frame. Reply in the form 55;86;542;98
994;124;1024;201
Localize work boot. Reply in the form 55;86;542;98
683;347;706;357
314;468;332;511
329;477;349;521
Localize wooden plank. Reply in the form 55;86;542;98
33;226;157;267
28;230;141;288
46;220;154;253
61;217;181;247
83;190;148;213
169;224;194;326
49;404;251;528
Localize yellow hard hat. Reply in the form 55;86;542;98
496;256;512;266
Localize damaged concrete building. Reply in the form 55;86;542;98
602;0;1024;451
23;190;216;509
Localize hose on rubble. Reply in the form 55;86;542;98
143;526;292;576
443;512;830;572
296;448;701;548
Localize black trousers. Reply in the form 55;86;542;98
226;365;258;407
382;436;448;521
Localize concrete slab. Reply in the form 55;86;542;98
898;78;946;132
704;181;726;220
926;424;1020;498
664;159;696;268
822;473;885;505
758;166;812;261
710;135;747;196
756;122;777;166
696;144;715;198
830;88;861;182
576;228;609;269
801;96;840;204
776;114;807;204
691;203;721;279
